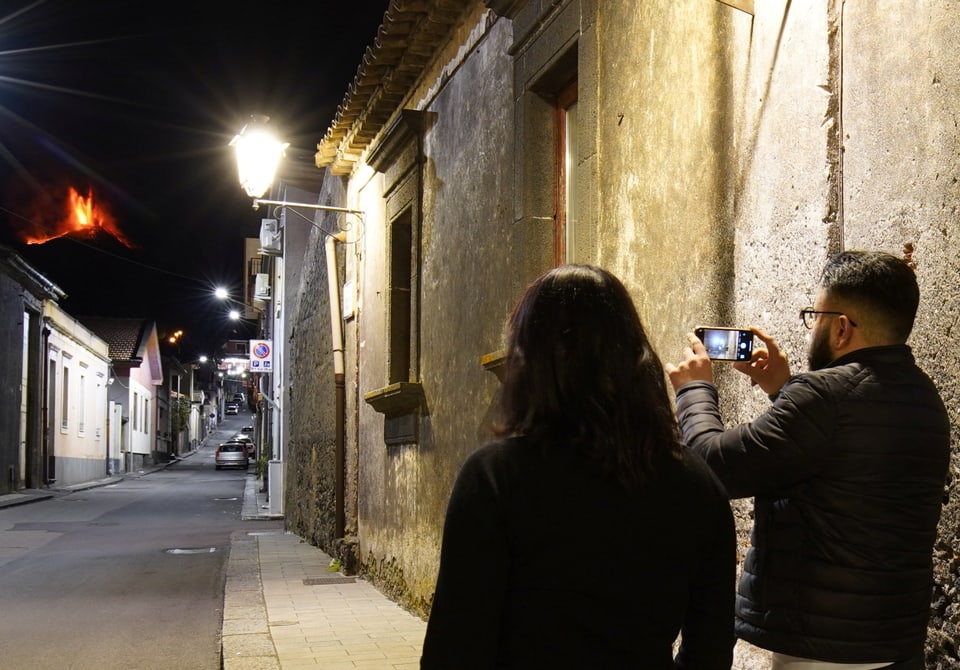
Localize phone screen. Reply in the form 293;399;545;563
695;327;754;362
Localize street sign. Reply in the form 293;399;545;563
249;339;273;372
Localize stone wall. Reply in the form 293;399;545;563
350;12;522;616
837;3;960;663
596;1;959;662
281;1;959;662
282;180;342;552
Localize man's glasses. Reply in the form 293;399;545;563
800;308;858;330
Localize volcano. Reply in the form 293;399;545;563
20;186;135;248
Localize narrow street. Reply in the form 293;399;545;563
0;414;278;669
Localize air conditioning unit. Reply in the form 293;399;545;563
254;273;271;301
258;218;282;256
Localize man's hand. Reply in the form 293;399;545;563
732;327;791;395
666;332;714;390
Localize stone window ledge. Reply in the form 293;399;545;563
481;350;506;381
363;382;424;417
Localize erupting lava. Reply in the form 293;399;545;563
22;186;134;248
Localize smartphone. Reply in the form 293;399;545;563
694;326;754;362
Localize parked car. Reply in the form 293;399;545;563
232;393;244;403
232;434;255;456
225;404;238;415
215;442;249;470
240;425;254;433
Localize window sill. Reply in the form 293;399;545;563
363;382;424;417
481;350;506;381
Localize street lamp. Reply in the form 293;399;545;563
230;115;288;200
230;117;364;216
229;116;354;533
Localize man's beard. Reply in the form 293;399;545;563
807;326;834;370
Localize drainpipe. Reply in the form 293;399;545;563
105;401;111;475
40;319;53;486
259;374;279;461
325;234;346;539
105;369;112;476
259;375;279;410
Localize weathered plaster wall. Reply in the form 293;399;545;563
839;3;960;662
720;5;835;664
596;4;770;666
351;13;519;616
283;179;343;551
598;2;742;351
598;1;959;665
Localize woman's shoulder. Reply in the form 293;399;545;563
447;437;545;499
460;435;564;479
465;436;536;467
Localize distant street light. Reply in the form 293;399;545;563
215;286;262;326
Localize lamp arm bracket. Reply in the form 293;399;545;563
252;199;364;217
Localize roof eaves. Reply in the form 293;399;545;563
79;317;148;362
0;245;67;301
315;0;469;176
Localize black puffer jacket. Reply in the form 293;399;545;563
675;345;950;662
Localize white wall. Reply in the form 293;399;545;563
44;302;110;486
127;374;154;456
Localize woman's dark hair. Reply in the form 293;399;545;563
494;265;682;488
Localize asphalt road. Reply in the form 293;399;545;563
0;414;276;669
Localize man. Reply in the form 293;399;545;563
666;251;950;669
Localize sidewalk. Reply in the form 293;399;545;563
0;464;168;509
221;475;428;669
0;445;215;510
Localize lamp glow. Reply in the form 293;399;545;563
230;117;288;199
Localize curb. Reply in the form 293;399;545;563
0;490;56;509
220;531;281;670
0;448;201;510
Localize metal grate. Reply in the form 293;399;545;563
303;577;356;586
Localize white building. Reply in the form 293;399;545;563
43;302;111;486
80;318;163;472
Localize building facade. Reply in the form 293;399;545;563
159;356;210;460
0;247;118;490
81;318;164;472
275;1;959;663
44;301;111;486
0;246;66;492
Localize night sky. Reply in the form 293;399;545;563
0;0;388;358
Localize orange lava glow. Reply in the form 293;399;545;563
22;187;134;248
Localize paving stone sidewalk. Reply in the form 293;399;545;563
221;477;427;669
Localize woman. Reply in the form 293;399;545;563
420;265;735;669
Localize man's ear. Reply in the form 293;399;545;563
834;314;856;349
